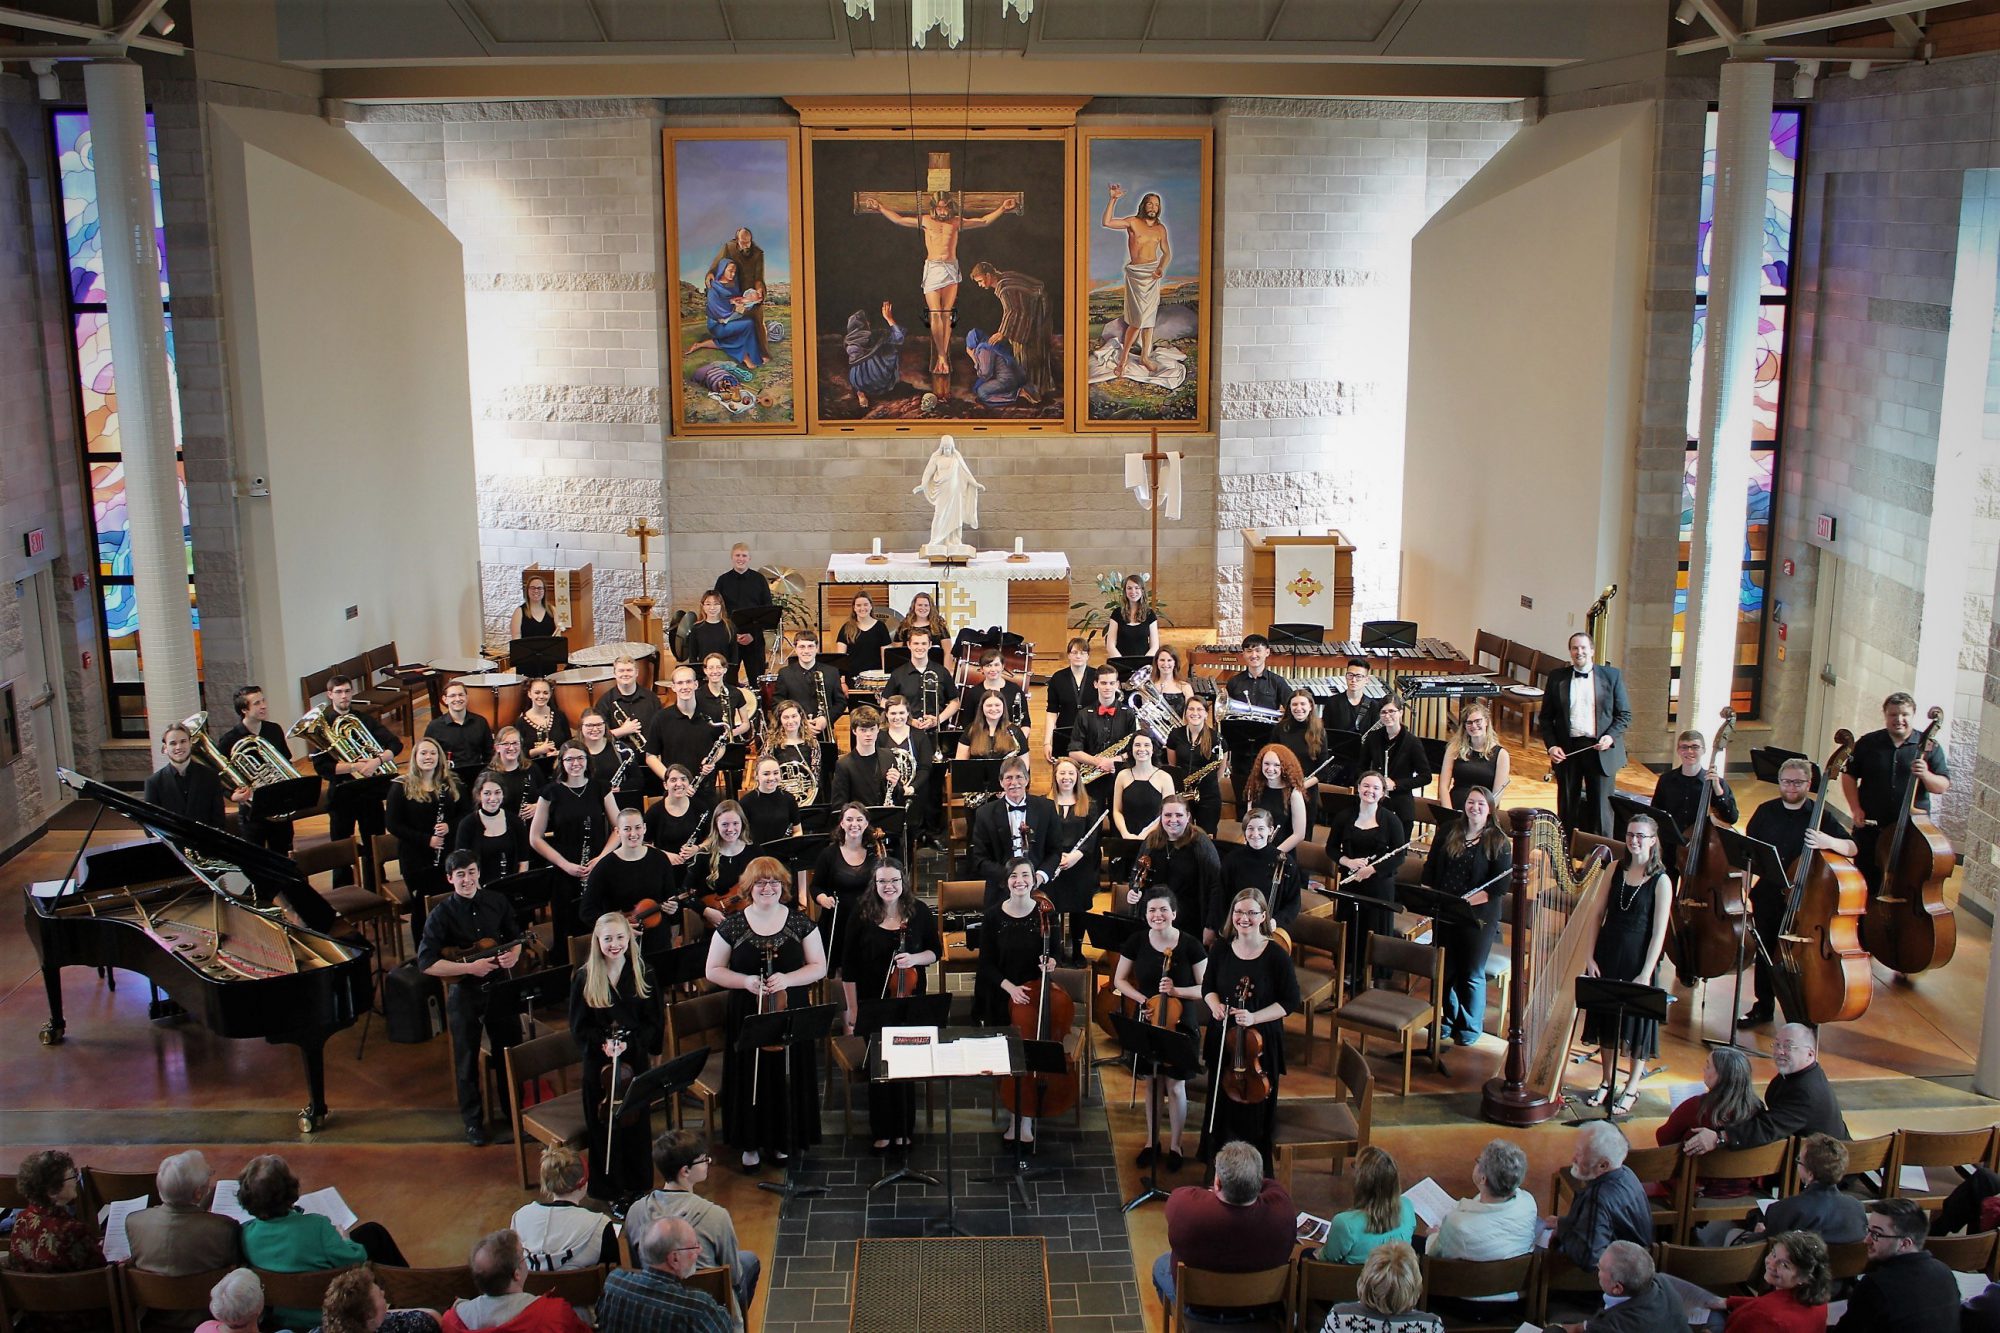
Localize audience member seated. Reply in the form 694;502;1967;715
1321;1145;1417;1264
1681;1025;1847;1156
622;1131;760;1319
1559;1240;1682;1333
1692;1230;1830;1333
313;1267;439;1333
6;1149;103;1274
1842;1199;1963;1333
1966;1276;2000;1333
1150;1140;1296;1311
1937;1158;2000;1236
1428;1139;1539;1299
1753;1135;1863;1246
238;1154;410;1330
1321;1241;1441;1332
195;1269;265;1333
1550;1122;1654;1271
509;1145;616;1273
598;1218;731;1333
439;1230;588;1333
1656;1048;1765;1204
128;1149;246;1291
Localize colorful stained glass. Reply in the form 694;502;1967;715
74;311;183;458
53;109;169;305
1687;305;1787;443
1696;108;1800;299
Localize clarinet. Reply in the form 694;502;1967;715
432;790;449;868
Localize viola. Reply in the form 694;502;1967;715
1776;731;1871;1025
1215;975;1270;1106
998;890;1080;1120
626;896;685;932
594;1024;634;1128
1666;707;1745;983
1133;942;1186;1031
750;937;789;1106
1125;849;1153;913
441;934;536;975
1862;706;1956;975
882;923;920;999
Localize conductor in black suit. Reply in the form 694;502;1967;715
143;721;229;828
966;754;1059;908
1540;632;1631;837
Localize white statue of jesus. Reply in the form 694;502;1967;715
914;435;984;560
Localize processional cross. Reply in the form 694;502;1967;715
625;517;662;609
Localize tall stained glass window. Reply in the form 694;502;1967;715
1671;108;1801;721
52;109;200;739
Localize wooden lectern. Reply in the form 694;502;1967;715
523;566;595;652
1241;530;1354;641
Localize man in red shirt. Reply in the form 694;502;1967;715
1150;1140;1297;1311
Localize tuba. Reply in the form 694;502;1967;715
1123;667;1182;739
185;710;303;793
289;704;400;777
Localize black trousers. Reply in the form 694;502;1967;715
238;810;295;856
1747;886;1790;1019
1554;737;1613;837
447;982;523;1129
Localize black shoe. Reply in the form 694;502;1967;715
1137;1144;1157;1166
464;1123;490;1147
1166;1150;1185;1173
1737;1008;1774;1027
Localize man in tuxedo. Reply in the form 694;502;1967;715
967;754;1058;907
1540;632;1631;837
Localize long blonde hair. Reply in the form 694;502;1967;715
1451;700;1497;761
402;737;461;804
583;913;650;1008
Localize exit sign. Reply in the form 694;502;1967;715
1813;514;1837;543
21;528;44;558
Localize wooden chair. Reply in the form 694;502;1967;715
1493;642;1543;746
1050;964;1095;1105
1472;630;1510;675
1289;1256;1362;1333
1825;1240;1868;1281
1420;1253;1537;1332
1530;1249;1602;1324
686;1264;733;1316
1925;1229;2000;1274
1287;913;1345;1071
665;990;729;1133
297;838;401;958
522;1263;608;1306
1550;1143;1683;1241
1272;1040;1373;1193
1293;842;1338;917
1889;1125;1999;1209
504;1029;588;1191
253;1266;358;1319
1328;933;1443;1096
1172;1259;1291;1333
373;833;411;911
1655;1238;1767;1295
0;1265;126;1333
299;665;335;714
377;1264;480;1310
1829;1132;1895;1199
938;879;987;987
83;1166;160;1218
125;1265;235;1332
359;642;422;737
0;1174;23;1208
1676;1139;1791;1244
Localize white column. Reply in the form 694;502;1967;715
1681;61;1775;731
83;59;199;733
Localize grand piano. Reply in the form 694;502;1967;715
26;769;374;1132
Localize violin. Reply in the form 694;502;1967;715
595;1025;634;1147
998;890;1080;1120
1211;975;1271;1110
1134;942;1186;1030
1863;705;1956;975
1776;731;1872;1025
440;934;535;974
1666;707;1744;984
699;845;754;917
626;894;689;933
882;922;920;999
1125;849;1153;913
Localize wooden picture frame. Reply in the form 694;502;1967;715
794;99;1081;434
662;128;805;435
1077;126;1213;432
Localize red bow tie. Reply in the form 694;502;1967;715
1097;706;1118;716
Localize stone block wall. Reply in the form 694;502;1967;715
1211;97;1521;636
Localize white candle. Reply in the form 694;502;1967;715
872;537;883;556
1013;537;1025;555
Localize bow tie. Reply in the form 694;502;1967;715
1097;706;1119;716
1007;802;1026;813
1573;669;1592;679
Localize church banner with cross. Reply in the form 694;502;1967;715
794;104;1077;431
1280;544;1343;631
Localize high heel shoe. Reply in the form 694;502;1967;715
1582;1083;1612;1108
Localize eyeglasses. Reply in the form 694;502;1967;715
692;1155;712;1167
1865;1227;1899;1240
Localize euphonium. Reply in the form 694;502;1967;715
289;704;399;777
1123;667;1181;739
185;710;301;792
1214;693;1281;727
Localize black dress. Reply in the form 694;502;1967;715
1252;786;1302;849
517;709;570;786
1362;728;1433;832
717;908;821;1154
540;778;611;943
808;842;877;974
454;808;530;884
569;963;660;1201
1446;744;1501;811
1326;811;1409;982
518;604;559;637
683;619;739;684
973;902;1054;1026
1217;842;1304;933
1118;774;1170;841
1167;725;1224;835
1198;938;1300;1162
838;621;892;681
1583;868;1669;1058
740;788;801;845
1109;607;1156;659
386;781;469;937
1123;928;1202;1080
580;849;677;934
1272;719;1323;780
690;846;757;915
1421;834;1511;1044
1046;798;1103;917
841;905;942;1142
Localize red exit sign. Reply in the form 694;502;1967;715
22;528;45;558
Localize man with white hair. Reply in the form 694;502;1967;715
1559;1240;1681;1333
127;1150;243;1290
200;1269;264;1333
1680;1023;1847;1154
1548;1122;1653;1270
597;1217;730;1333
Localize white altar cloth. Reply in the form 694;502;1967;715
826;550;1069;639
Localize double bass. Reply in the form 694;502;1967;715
1775;732;1871;1025
998;891;1079;1122
1666;708;1744;983
1861;705;1956;975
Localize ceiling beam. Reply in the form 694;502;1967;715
1677;0;1940;54
1688;0;1741;43
1726;40;1920;60
112;0;171;44
0;4;183;54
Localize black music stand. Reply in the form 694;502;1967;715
1109;1013;1203;1212
486;961;574;1043
759;831;831;875
856;993;952;1190
1609;793;1681;871
1712;826;1788;1051
609;1045;709;1170
1750;746;1821;791
737;1002;840;1203
950;757;1005;806
1308;732;1367;793
794;804;837;836
1361;620;1419;651
1109;654;1152;681
249;775;321;825
651;939;712;989
868;804;911;871
732;604;785;660
487;867;553;915
1567;977;1670;1123
976;1037;1070;1206
509;637;569;678
1267;623;1323;681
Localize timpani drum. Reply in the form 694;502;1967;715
567;641;658;690
550;666;615;729
456;671;525;731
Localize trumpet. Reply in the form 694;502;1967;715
1077;733;1135;787
290;704;399;777
185;710;302;796
1213;693;1282;727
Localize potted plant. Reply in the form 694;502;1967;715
1069;570;1171;645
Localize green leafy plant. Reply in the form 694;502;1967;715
1069;569;1172;644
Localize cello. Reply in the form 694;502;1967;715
1862;705;1956;976
1665;708;1744;984
1775;732;1872;1025
998;891;1079;1124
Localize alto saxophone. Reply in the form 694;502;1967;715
1178;750;1225;798
1077;733;1135;786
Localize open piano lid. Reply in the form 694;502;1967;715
55;768;340;935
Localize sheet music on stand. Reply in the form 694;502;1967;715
878;1026;1014;1079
